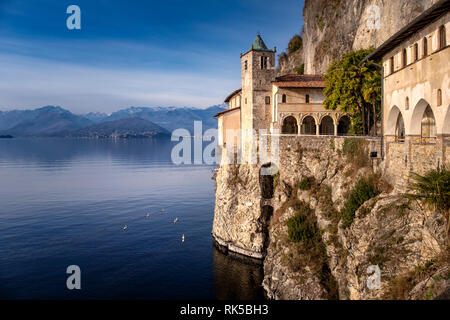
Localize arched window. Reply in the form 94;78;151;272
319;116;334;135
305;94;310;103
405;97;409;110
414;43;419;61
439;25;446;50
396;112;405;142
282;116;298;134
261;56;268;69
402;48;407;67
337;116;350;135
423;37;428;57
301;116;316;135
282;94;287;103
437;89;442;106
421;105;436;139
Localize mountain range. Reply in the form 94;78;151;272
0;105;225;138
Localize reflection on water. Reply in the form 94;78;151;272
0;137;265;299
213;245;265;300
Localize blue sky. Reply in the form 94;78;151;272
0;0;304;113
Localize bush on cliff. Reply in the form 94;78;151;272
286;203;321;247
288;34;303;54
342;138;369;168
407;166;450;241
341;175;380;228
298;176;314;191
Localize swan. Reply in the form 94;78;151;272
181;234;185;243
173;218;179;224
123;225;128;231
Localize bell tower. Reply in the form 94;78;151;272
240;35;276;163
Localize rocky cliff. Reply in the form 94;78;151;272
213;136;449;299
302;0;439;74
260;136;449;299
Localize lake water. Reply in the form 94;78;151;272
0;138;264;299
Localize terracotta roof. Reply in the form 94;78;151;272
273;74;325;88
224;88;242;103
214;107;241;118
366;0;450;61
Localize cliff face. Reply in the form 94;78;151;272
302;0;439;74
260;136;449;300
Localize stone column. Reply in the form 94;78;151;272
334;121;338;136
316;123;320;136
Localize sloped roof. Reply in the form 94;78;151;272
273;74;325;88
214;107;240;118
366;0;450;61
250;35;269;51
224;88;242;103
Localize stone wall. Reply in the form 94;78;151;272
383;135;450;192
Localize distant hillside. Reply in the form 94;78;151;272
0;104;225;137
0;106;92;137
104;105;225;133
59;117;169;138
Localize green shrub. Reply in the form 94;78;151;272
298;176;313;190
342;138;369;168
286;203;320;247
288;34;303;54
341;176;380;228
295;63;305;75
273;172;280;189
407;166;450;242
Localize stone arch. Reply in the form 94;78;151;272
301;115;316;135
409;99;436;136
386;105;403;135
421;105;437;139
259;163;277;199
395;111;405;142
282;116;298;134
337;115;350;135
320;115;334;135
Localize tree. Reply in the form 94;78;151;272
407;166;450;243
323;49;381;135
288;34;303;54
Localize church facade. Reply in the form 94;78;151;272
215;35;349;164
367;0;449;190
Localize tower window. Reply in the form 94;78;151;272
305;94;310;103
244;60;248;70
439;25;446;50
261;56;268;69
402;48;407;67
390;56;395;74
423;37;428;57
245;98;247;104
437;89;442;106
414;43;418;61
265;96;270;104
405;97;409;110
282;94;286;103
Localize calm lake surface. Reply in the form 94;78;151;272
0;138;264;299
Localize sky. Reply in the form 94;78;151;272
0;0;304;114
